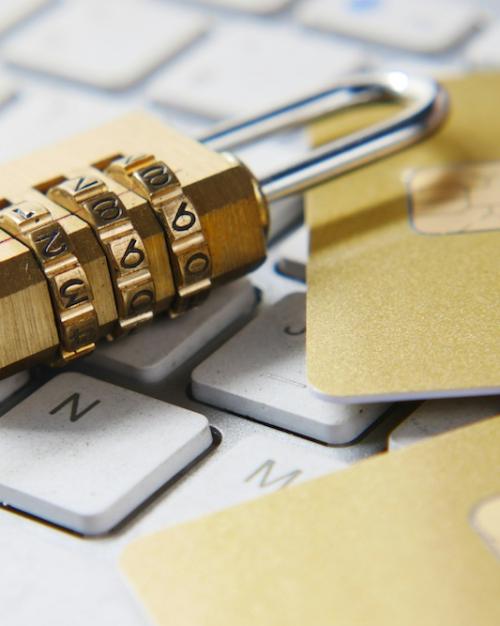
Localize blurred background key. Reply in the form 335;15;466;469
4;0;208;90
0;0;50;36
466;22;500;68
296;0;484;53
197;0;293;14
0;87;127;163
149;22;366;119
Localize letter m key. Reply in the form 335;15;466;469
245;459;302;489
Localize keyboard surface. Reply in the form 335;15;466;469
0;1;499;624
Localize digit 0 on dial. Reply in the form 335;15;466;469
106;155;212;316
0;201;98;362
48;174;156;337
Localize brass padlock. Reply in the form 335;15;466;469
0;72;448;379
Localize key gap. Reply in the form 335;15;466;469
92;153;124;171
33;174;67;194
0;194;13;244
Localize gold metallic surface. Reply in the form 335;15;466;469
107;154;212;316
25;188;118;338
0;227;59;376
121;415;500;626
49;173;156;336
0;112;268;378
0;201;98;362
306;73;500;400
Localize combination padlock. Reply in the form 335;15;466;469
0;72;448;379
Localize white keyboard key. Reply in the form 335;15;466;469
150;23;365;119
0;371;29;404
161;434;348;521
5;0;207;89
192;293;390;444
0;373;212;535
276;225;308;281
83;279;257;387
197;435;347;498
198;0;291;13
0;88;126;163
296;0;483;54
466;22;500;68
389;396;500;450
0;0;49;35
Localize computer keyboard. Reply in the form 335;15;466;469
0;1;499;624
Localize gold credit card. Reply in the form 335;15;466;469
306;72;500;402
121;415;500;626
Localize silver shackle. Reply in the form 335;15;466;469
200;71;448;202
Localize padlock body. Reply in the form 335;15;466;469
0;112;268;378
0;229;59;376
